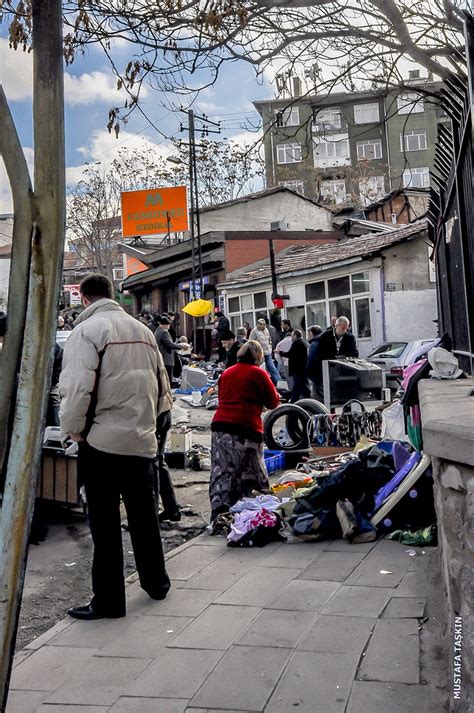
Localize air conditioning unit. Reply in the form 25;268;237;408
270;220;288;231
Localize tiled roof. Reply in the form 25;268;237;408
224;220;427;286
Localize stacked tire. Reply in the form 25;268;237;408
263;399;329;451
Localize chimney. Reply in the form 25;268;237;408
292;76;302;97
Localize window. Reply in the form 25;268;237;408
276;106;300;127
356;139;382;160
400;129;427;152
313;107;342;132
397;92;424;114
313;133;350;167
369;342;407;359
351;272;370;294
307;303;327;330
329;298;351;323
358;176;385;206
305;281;326;302
240;294;253;311
254;292;267;309
320;179;349;205
279;180;305;196
228;296;240;313
277;143;302;164
402;167;430;188
355;298;371;338
328;276;350;298
354;103;380;124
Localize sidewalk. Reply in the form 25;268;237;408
7;533;441;713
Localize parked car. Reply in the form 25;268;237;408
367;339;437;388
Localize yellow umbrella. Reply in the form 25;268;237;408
181;299;214;317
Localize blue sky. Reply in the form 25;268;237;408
0;33;271;212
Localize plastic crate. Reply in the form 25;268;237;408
264;450;286;474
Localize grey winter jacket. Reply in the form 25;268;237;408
154;326;182;367
59;298;168;458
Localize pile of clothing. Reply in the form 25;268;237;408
211;440;436;547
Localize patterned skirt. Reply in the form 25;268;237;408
209;431;269;519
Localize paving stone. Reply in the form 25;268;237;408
9;645;96;692
260;543;321;569
12;650;34;669
36;706;108;712
266;651;359;713
190;645;291;711
44;656;151;706
358;618;420;684
47;614;131;648
170;604;260;650
109;697;188;712
24;618;73;650
344;554;408;588
143;587;219;617
179;557;251;591
98;615;193;658
267;579;340;611
216;567;301;606
392;571;430;597
126;649;223;699
236;609;315;648
321;540;377;553
4;690;47;713
298;614;375;654
298;551;364;582
166;546;225;581
381;597;426;618
321;585;393;618
346;681;429;713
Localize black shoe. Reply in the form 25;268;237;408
145;584;171;601
68;604;125;620
159;509;181;523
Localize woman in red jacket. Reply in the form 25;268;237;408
209;340;280;522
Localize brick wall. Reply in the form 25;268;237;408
225;237;334;275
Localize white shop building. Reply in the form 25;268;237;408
219;220;438;358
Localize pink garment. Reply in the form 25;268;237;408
401;359;428;391
249;508;278;529
410;405;422;427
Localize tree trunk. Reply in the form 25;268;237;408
0;1;65;708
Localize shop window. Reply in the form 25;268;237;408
254;291;267;309
351;272;370;294
240;294;253;311
328;297;351;323
307;302;327;330
355;298;371;337
305;281;326;301
228;296;240;313
328;276;350;298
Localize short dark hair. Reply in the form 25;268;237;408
282;319;291;327
80;274;113;301
293;329;303;339
221;330;235;341
159;316;171;325
308;325;323;337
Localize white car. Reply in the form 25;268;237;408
367;339;438;387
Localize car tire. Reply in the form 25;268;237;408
294;398;330;416
263;404;311;451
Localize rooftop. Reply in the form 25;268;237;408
224;219;428;287
198;185;330;214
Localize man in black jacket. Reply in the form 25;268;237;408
215;311;230;361
312;316;359;399
221;330;243;369
277;329;310;402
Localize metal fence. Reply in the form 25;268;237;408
427;13;474;374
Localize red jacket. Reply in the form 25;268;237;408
212;363;279;437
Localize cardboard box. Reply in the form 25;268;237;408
38;447;79;506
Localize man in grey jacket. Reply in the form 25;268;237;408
154;315;185;384
59;274;170;620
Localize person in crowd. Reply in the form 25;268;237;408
220;329;241;369
277;329;310;402
215;310;230;361
57;315;72;331
306;324;323;399
167;312;178;341
312;316;359;399
275;331;293;389
154;369;182;523
264;316;278;352
326;315;337;330
59;274;170;620
154;316;186;384
243;321;252;339
279;318;292;340
46;342;63;426
249;318;281;385
209;340;279;521
236;326;248;343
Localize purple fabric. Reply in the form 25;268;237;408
392;441;412;472
372;451;422;513
401;359;428;391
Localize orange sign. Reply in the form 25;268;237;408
121;186;188;238
126;256;148;276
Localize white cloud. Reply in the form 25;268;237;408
0;39;33;102
64;70;148;106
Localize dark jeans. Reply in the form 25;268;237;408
165;364;174;384
310;378;324;402
154;410;179;514
290;373;311;403
79;443;170;615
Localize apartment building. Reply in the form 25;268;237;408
254;73;445;209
